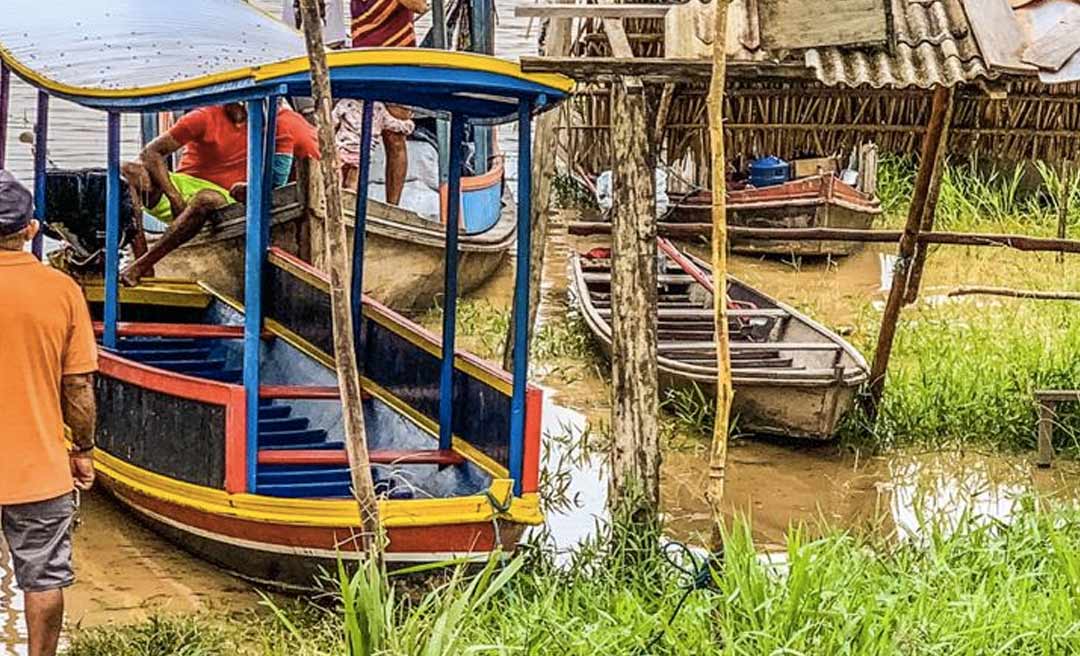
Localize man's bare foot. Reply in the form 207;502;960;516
119;266;143;287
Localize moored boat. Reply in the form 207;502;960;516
571;243;869;439
2;0;571;588
667;174;882;257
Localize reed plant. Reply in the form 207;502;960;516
876;156;1080;235
845;299;1080;455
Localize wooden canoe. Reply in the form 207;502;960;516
80;247;542;589
667;174;882;257
571;245;869;439
152;159;514;310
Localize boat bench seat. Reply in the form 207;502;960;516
1033;390;1080;468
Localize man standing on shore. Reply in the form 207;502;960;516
0;170;97;656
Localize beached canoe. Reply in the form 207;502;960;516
571;244;869;439
80;248;542;588
667;174;882;257
151;158;513;310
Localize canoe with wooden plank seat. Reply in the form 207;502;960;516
571;244;869;439
146;157;515;311
4;0;572;588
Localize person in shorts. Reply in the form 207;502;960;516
348;0;428;205
120;103;293;286
0;170;97;656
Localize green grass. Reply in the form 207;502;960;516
842;299;1080;456
66;506;1080;655
876;155;1080;235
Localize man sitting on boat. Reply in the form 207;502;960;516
120;103;298;286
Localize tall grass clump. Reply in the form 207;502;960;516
846;300;1080;454
64;615;232;656
876;155;1080;234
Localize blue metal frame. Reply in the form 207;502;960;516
243;99;269;493
260;95;279;251
140;113;158;147
508;102;532;496
438;116;466;451
103;112;122;350
31;91;48;259
352;101;375;370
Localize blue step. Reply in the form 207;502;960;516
119;338;199;350
259;440;343;451
196;368;243;383
257;467;351;484
258;417;309;433
259;429;330;447
121;348;213;362
258;405;292;420
256;481;352;498
152;359;227;374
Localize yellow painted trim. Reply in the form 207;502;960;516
94;449;541;527
0;45;572;100
204;280;512;481
81;279;212;308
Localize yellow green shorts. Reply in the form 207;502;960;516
147;172;234;223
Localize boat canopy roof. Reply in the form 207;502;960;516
0;0;571;120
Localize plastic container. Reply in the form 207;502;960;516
748;155;790;188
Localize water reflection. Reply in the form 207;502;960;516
0;542;26;656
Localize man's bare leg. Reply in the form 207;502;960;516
120;189;228;286
25;589;63;656
121;161;161;265
383;130;407;206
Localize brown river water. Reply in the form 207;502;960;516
4;3;1080;653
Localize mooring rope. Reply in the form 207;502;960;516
641;541;723;653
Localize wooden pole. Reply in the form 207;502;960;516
502;0;572;371
1057;160;1072;265
903;87;955;306
608;78;660;517
865;86;953;419
297;0;381;546
948;286;1080;301
706;0;732;549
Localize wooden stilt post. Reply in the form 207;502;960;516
706;0;732;548
1056;160;1072;265
297;0;381;546
903;87;955;306
502;0;572;371
865;86;953;419
608;78;660;516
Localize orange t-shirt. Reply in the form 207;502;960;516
277;108;321;161
169;106;293;192
0;251;98;505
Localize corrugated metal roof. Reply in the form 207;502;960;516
804;0;994;88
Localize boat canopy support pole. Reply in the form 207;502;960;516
438;115;465;451
508;101;532;496
32;91;48;259
103;113;122;350
0;64;9;169
261;96;280;250
244;99;269;494
352;101;375;369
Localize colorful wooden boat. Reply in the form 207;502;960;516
2;0;571;588
667;174;882;257
81;250;542;585
571;244;869;439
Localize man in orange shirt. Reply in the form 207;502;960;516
121;103;294;286
0;171;97;656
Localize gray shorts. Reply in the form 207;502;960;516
1;493;75;592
